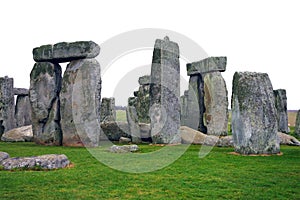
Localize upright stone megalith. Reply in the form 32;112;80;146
295;110;300;138
126;105;141;144
231;72;280;154
100;97;116;122
60;58;101;147
29;62;62;145
15;95;32;127
149;36;180;144
0;76;15;133
274;89;289;133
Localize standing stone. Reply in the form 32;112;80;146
203;72;228;136
0;76;15;133
60;58;101;147
100;97;116;122
29;62;62;146
180;90;189;126
274;89;289;133
295;110;300;138
231;72;280;154
15;95;32;127
126;105;141;143
185;75;206;132
136;75;150;123
149;36;180;144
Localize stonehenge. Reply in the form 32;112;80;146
0;36;297;153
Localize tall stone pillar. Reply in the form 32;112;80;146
295;110;300;138
100;97;116;122
274;89;289;133
0;76;15;133
149;36;180;144
231;72;280;155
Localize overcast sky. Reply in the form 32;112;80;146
0;0;299;109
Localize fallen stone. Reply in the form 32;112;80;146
108;145;139;153
217;136;234;147
13;88;29;96
119;137;131;144
60;58;101;147
231;72;280;154
138;75;150;85
278;132;300;146
186;57;227;76
150;36;181;144
294;110;300;138
33;41;100;63
274;89;289;133
100;121;131;141
15;95;31;127
180;126;207;145
29;62;62;146
0;152;9;163
1;125;33;142
0;154;70;170
203;72;228;136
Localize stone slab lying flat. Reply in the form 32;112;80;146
0;154;70;170
186;57;227;76
33;41;100;63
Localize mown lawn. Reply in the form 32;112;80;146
0;142;299;199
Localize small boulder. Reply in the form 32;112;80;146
119;137;131;144
1;125;33;142
108;145;139;153
0;152;9;163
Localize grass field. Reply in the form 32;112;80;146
0;142;299;199
116;110;126;122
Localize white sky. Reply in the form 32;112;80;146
0;0;299;109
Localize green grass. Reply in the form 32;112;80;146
0;142;299;199
116;110;126;122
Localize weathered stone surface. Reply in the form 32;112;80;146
1;125;33;142
100;121;131;141
15;95;32;127
108;145;139;153
100;97;116;122
180;90;189;126
180;126;219;146
203;72;228;136
126;106;141;143
185;75;206;132
13;88;29;96
0;152;9;163
60;59;101;147
231;72;280;154
139;123;151;142
119;137;131;144
274;89;289;133
278;132;300;146
150;36;181;144
29;62;62;146
0;154;70;170
135;84;150;123
187;57;227;76
33;41;100;63
295;110;300;138
0;76;15;133
217;136;234;147
138;75;150;85
128;97;137;107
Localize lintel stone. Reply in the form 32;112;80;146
187;57;227;76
